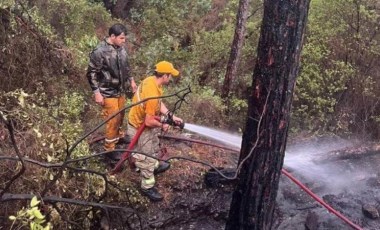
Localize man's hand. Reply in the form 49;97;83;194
94;91;104;106
173;115;183;126
131;79;137;93
162;123;170;132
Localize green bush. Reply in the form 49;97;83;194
0;84;90;161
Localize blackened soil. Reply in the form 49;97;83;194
275;137;380;230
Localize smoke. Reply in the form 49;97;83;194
284;137;374;194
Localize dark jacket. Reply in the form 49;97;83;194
86;39;131;98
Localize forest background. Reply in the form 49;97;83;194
0;0;379;229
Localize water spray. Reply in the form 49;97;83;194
182;123;242;149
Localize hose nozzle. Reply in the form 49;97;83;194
177;121;185;130
160;112;185;129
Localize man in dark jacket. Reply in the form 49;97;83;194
87;23;137;152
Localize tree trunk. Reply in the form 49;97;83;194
221;0;250;100
0;8;10;35
225;0;310;229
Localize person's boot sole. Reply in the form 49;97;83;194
154;162;170;175
140;189;163;202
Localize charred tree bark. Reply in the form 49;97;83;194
226;0;310;229
221;0;250;100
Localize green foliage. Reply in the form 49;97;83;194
130;0;213;75
3;0;112;69
0;85;90;161
9;196;52;230
174;86;228;127
192;26;234;68
294;58;354;131
41;0;110;38
132;34;186;78
230;96;248;113
140;0;211;24
0;0;15;8
1;85;142;228
130;0;212;53
26;7;56;39
291;0;380;137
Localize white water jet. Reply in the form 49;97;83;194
184;123;242;149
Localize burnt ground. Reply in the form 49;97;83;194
277;136;380;230
98;132;380;230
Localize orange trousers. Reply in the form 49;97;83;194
101;96;126;151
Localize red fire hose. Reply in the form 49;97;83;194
109;116;162;175
109;123;146;175
281;170;363;230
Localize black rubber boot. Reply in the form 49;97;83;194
117;134;131;145
106;151;123;161
154;161;170;175
140;187;163;202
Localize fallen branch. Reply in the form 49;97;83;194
0;113;26;197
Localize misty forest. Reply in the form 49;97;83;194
1;0;380;229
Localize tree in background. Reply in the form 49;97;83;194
226;0;310;229
221;0;251;101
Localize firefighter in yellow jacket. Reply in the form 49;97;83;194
127;61;183;201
